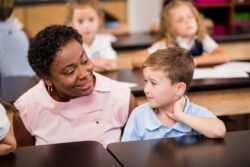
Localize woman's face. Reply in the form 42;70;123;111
45;39;95;101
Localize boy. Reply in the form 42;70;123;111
0;100;17;156
122;47;226;141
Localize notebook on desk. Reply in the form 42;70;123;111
0;75;39;102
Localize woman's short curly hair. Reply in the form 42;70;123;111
28;25;83;77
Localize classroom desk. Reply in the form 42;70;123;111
0;141;120;167
1;68;250;116
107;130;250;167
112;26;250;50
101;68;250;116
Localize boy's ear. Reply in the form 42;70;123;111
175;82;186;98
41;74;52;87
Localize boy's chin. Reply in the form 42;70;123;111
148;101;159;109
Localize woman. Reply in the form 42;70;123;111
14;25;137;147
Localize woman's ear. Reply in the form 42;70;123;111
41;74;52;87
175;82;186;98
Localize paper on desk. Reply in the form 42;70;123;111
117;81;138;88
193;68;249;79
215;62;250;73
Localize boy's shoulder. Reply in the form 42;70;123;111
185;96;216;118
132;103;152;116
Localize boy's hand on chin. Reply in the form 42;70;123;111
167;96;186;121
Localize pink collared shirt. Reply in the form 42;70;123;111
15;73;131;146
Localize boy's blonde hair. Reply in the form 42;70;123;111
157;0;206;46
142;47;194;92
67;0;104;26
0;0;14;21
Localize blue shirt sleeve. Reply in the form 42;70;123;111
192;104;217;118
121;110;140;142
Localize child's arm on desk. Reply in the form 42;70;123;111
91;59;117;72
194;46;230;66
167;97;226;138
0;112;16;156
132;50;150;68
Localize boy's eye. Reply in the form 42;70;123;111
144;79;147;83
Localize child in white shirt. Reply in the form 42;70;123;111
68;0;117;72
132;0;229;68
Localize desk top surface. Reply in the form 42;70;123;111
112;26;250;50
102;68;250;96
107;130;250;167
1;66;250;102
0;141;120;167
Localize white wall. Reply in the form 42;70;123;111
127;0;162;33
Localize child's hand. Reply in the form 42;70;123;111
167;96;186;121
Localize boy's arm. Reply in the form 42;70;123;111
176;113;226;138
167;97;226;138
132;50;150;68
0;112;16;156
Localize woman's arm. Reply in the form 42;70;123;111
132;50;150;68
13;114;35;146
193;46;230;66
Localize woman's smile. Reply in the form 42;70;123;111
75;80;93;90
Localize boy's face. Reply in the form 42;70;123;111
72;5;100;45
170;5;198;39
143;67;180;109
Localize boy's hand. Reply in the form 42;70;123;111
167;96;186;121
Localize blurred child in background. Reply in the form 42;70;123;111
133;0;229;68
0;0;34;76
68;0;117;72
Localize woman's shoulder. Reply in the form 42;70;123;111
132;103;151;115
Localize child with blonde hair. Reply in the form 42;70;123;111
0;99;17;156
132;0;229;68
68;0;117;72
122;48;226;141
